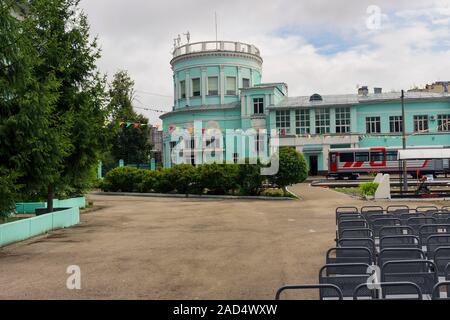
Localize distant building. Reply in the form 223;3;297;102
409;81;450;94
160;40;450;175
148;126;163;165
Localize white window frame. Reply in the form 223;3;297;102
315;108;330;134
191;78;201;97
366;116;381;134
295;109;310;134
207;76;218;96
335;107;351;133
437;114;450;132
414;115;429;132
226;76;237;95
276;110;290;134
253;98;264;114
389;116;403;133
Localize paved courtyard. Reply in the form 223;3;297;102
0;184;435;299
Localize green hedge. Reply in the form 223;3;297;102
101;163;265;196
359;182;379;196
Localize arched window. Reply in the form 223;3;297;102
309;93;323;102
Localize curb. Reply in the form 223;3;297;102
90;192;295;201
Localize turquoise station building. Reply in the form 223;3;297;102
160;40;450;174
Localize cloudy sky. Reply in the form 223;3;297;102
80;0;450;125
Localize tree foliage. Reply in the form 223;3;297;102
268;147;308;194
108;70;152;164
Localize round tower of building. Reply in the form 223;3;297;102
170;41;263;109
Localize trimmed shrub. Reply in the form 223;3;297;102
359;182;379;197
198;163;238;195
236;162;265;196
153;168;175;193
168;164;201;195
137;170;159;193
101;166;142;192
268;147;308;195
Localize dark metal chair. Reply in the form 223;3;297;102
340;228;373;240
275;284;343;300
381;260;438;295
338;238;376;258
416;206;438;213
319;263;371;299
431;281;450;300
326;247;374;265
379;226;414;238
419;224;450;245
407;217;437;234
432;212;450;224
371;218;402;238
434;247;450;277
353;282;423;300
361;206;384;214
426;234;450;260
387;205;410;214
380;235;420;250
379;248;425;272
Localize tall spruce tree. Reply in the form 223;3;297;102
26;0;109;211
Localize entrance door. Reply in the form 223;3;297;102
309;155;318;176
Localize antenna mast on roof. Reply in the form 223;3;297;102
215;12;218;49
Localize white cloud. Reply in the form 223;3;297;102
80;0;450;125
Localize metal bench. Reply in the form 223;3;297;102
275;284;343;300
380;235;421;250
353;282;423;300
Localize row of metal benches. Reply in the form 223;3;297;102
276;205;450;300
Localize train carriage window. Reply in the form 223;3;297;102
386;151;398;161
339;153;354;162
355;152;369;162
370;151;384;162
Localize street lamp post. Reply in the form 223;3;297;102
401;90;408;193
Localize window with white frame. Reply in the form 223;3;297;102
179;80;186;99
242;78;250;88
253;98;264;114
389;116;403;133
315;108;330;134
255;133;266;153
414;115;428;132
438;114;450;132
226;76;236;95
191;78;200;97
335;107;351;133
366;116;381;134
295;109;310;134
276;110;290;134
207;77;218;96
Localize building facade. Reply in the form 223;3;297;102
160;40;450;175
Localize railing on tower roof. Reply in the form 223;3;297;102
172;41;260;58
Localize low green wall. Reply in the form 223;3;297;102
0;207;80;247
15;196;86;214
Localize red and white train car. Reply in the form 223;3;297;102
328;147;449;179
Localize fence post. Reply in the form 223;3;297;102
119;159;124;167
150;158;156;171
97;160;103;179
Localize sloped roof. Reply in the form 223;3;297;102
276;92;450;108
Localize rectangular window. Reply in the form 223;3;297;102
179;80;186;99
207;77;218;96
191;78;200;97
253;98;264;114
315;108;330;134
255;133;265;152
335;107;351;133
386;151;398;161
389;116;403;133
414;115;428;132
355;152;369;162
366;117;381;134
226;76;236;95
370;151;384;162
242;78;250;88
295;109;310;134
276;110;290;134
340;153;354;162
438;114;450;132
